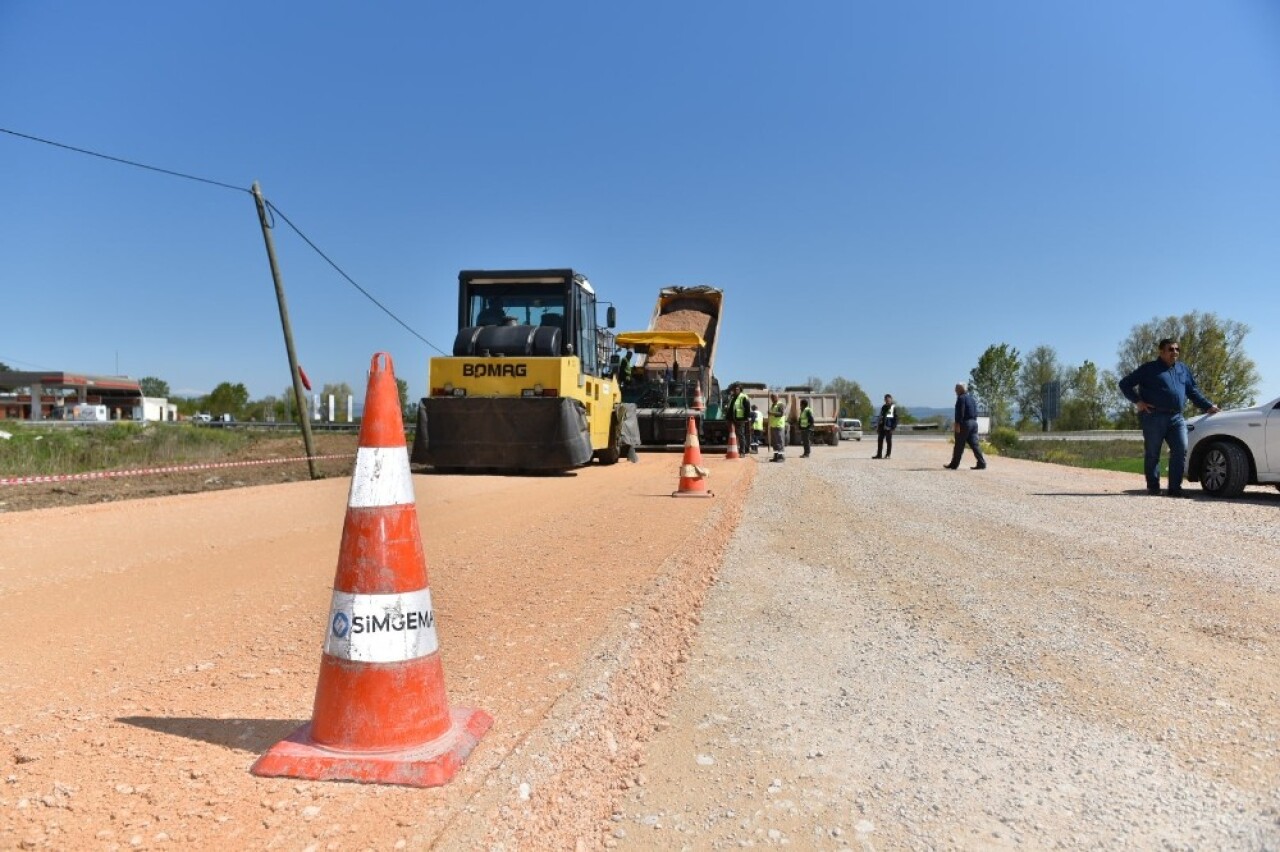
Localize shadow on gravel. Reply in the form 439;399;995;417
118;715;299;753
1179;490;1280;506
1035;489;1280;505
1031;491;1141;497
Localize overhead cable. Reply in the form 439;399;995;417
1;127;248;193
266;202;445;354
1;126;442;353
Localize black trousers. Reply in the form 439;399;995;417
877;429;893;457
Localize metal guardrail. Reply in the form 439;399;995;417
1;419;363;431
1016;430;1142;441
883;430;1143;442
195;420;363;432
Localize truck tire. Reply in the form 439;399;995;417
1200;440;1249;497
827;429;839;446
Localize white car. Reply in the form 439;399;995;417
838;418;863;441
1186;395;1280;497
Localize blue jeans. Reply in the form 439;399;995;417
1140;412;1187;492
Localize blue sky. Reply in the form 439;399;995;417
3;2;1278;411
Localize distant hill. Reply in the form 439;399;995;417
867;405;951;431
904;406;951;422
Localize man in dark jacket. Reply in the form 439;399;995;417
873;393;897;459
945;383;986;470
1118;338;1219;496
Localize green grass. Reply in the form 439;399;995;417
0;422;250;476
995;437;1147;474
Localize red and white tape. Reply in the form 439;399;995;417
0;454;355;487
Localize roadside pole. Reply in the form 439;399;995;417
251;181;318;479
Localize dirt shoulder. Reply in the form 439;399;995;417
0;432;359;514
0;448;753;849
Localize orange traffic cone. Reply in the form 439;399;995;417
251;353;492;787
692;381;705;411
725;425;741;460
673;416;713;497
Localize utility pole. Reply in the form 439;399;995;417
251;182;318;478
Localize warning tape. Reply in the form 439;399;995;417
0;454;355;487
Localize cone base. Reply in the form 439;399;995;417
250;706;492;788
672;489;714;498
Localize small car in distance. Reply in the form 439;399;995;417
838;418;863;442
1186;395;1280;497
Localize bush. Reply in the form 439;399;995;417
996;436;1145;473
987;427;1019;452
0;422;249;476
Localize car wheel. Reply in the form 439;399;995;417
1200;441;1249;497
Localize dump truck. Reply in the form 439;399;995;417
411;268;638;473
785;387;842;446
616;285;728;446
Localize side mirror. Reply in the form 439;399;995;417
606;306;617;329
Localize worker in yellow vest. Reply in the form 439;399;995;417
618;349;633;386
798;398;815;458
730;385;753;455
768;393;787;462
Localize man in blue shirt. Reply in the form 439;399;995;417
945;383;986;470
1118;338;1219;497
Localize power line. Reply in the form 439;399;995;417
1;126;443;354
0;355;55;371
1;127;248;193
265;201;445;354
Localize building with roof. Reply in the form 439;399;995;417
0;371;155;421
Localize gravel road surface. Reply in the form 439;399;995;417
616;437;1279;850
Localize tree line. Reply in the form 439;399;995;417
138;377;412;422
790;311;1259;431
967;311;1259;431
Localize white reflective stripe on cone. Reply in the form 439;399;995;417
347;447;416;508
323;588;439;662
